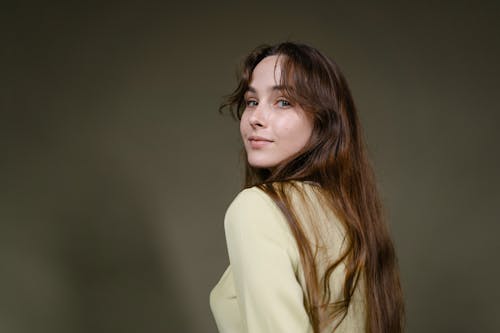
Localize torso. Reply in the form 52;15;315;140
210;182;366;332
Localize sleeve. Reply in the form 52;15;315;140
224;188;313;333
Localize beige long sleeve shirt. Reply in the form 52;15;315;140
210;182;366;333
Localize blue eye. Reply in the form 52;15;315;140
277;99;291;108
246;99;258;107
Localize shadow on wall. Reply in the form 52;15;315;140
1;3;199;332
1;150;193;333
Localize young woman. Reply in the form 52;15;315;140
210;42;405;333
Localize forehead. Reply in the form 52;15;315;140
250;55;282;88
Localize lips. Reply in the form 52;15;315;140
248;135;273;149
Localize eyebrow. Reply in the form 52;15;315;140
246;85;286;93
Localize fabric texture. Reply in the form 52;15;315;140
210;182;366;333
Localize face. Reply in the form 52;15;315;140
240;55;313;169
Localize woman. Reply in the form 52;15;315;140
210;42;405;333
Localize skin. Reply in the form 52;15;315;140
240;55;313;169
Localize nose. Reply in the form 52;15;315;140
248;104;267;128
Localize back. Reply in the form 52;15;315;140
210;181;366;332
286;181;366;332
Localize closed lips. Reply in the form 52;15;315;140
248;136;273;142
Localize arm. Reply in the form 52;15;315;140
224;188;313;333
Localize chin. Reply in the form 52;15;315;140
247;158;278;170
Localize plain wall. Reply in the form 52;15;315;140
2;1;499;332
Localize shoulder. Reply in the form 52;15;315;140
225;182;321;215
223;182;322;234
223;186;301;248
223;186;301;270
226;187;274;214
224;187;283;230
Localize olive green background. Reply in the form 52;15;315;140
2;1;499;332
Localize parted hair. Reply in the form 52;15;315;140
220;42;404;333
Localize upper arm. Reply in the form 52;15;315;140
224;188;313;333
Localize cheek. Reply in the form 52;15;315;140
239;114;248;136
276;116;313;143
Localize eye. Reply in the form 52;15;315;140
245;99;258;107
276;99;291;108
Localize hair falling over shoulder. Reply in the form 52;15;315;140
220;42;405;333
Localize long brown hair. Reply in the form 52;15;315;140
220;42;404;333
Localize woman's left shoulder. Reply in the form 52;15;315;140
224;186;283;226
223;186;298;245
